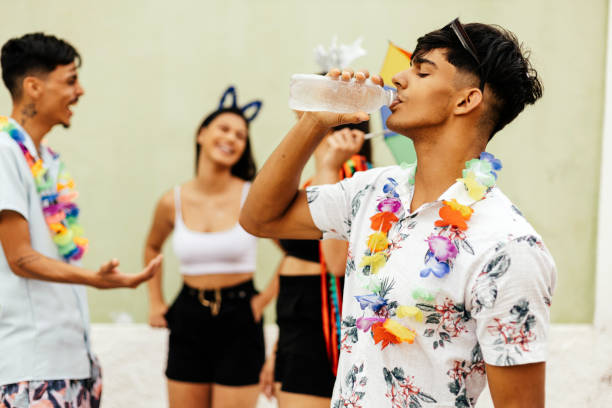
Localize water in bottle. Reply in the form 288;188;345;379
288;74;396;113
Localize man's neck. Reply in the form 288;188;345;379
409;126;486;213
10;102;52;150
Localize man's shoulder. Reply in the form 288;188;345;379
475;186;550;252
0;132;23;163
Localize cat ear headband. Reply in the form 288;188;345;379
218;86;262;122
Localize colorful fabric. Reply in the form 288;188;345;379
306;163;556;407
0;362;101;408
320;154;371;375
0;118;92;385
0;116;87;262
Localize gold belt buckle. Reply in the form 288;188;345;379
198;288;222;316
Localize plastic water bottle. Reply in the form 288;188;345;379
288;74;396;113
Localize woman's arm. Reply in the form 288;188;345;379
251;255;285;322
144;190;175;328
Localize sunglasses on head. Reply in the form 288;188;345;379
448;18;485;91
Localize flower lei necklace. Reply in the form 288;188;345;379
0;116;88;261
355;152;502;349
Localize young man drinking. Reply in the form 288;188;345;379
241;19;555;407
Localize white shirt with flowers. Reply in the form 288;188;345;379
306;163;556;408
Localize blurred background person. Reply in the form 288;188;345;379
144;87;275;408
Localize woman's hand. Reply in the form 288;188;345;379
317;127;366;172
302;68;385;129
148;301;168;328
259;355;276;400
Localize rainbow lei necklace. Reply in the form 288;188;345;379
355;152;502;349
0;116;88;261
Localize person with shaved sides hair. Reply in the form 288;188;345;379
0;33;161;407
241;19;554;408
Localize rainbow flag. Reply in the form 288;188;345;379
379;42;416;165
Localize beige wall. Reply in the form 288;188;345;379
0;0;606;323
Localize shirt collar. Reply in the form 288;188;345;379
8;117;42;161
398;162;484;214
438;180;475;207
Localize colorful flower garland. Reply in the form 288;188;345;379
355;152;502;349
0;116;88;261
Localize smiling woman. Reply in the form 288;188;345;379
143;86;275;408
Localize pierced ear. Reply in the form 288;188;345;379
218;86;238;111
455;88;483;116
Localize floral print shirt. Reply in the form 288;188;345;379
306;164;556;408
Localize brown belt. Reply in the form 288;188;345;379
184;281;253;316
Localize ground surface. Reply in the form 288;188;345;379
90;324;612;407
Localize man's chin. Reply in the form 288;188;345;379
386;117;406;136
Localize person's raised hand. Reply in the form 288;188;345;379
318;127;366;171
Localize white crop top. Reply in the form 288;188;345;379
172;182;257;276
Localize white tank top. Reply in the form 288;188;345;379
172;182;257;276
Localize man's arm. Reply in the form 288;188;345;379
486;362;545;408
239;69;378;240
0;210;161;288
469;238;555;408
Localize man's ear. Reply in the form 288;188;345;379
454;88;483;116
21;76;44;100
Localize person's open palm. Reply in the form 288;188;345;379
93;254;162;289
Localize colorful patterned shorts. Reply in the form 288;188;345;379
0;359;102;408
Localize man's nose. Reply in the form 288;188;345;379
392;70;409;89
76;82;85;97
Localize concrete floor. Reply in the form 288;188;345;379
90;324;612;407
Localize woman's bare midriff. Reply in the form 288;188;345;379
182;272;254;290
280;255;323;276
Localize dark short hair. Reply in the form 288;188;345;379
1;32;81;99
413;22;543;138
196;107;257;181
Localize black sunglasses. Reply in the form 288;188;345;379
449;18;485;91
